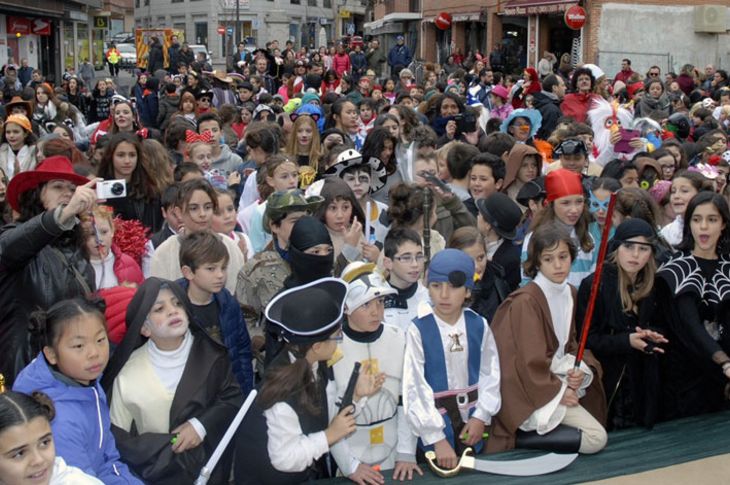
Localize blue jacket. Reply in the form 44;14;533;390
13;354;142;484
388;44;412;68
177;278;254;394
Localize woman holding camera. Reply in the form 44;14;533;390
428;93;488;148
0;155;97;386
96;132;163;232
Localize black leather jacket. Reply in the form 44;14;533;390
0;209;95;385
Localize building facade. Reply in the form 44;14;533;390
0;0;121;82
369;0;730;80
134;0;367;65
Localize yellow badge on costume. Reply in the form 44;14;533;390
370;425;384;445
361;358;379;375
327;346;344;367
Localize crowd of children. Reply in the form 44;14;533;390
1;46;730;484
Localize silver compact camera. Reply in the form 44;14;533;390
96;179;127;199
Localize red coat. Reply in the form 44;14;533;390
560;92;599;123
332;53;351;78
112;244;144;286
98;285;136;345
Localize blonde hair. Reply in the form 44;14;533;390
186;141;212;160
285;115;321;172
609;250;656;314
91;205;115;231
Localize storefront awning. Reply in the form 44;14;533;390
364;12;421;34
423;12;482;23
501;0;577;16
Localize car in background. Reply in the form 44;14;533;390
111;32;135;44
188;44;211;61
116;43;137;69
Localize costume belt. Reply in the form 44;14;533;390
433;385;478;431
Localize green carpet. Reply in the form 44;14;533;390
318;411;730;484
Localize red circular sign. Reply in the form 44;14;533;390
435;12;452;31
564;6;587;30
217;26;226;35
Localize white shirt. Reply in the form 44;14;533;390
90;253;119;289
403;310;501;445
263;362;338;473
660;215;684;249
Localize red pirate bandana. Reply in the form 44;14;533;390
546;168;583;203
185;130;213;144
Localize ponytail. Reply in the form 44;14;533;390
29;298;107;353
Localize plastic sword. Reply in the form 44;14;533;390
425;447;578;478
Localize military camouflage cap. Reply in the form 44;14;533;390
263;189;324;233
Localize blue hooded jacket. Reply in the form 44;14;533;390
176;278;254;394
13;354;142;484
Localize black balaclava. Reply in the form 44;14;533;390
284;216;334;289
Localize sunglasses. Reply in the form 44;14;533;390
556;139;587;156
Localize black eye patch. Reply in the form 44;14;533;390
448;271;466;288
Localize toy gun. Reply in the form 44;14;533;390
339;362;361;414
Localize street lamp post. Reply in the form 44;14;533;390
235;0;240;45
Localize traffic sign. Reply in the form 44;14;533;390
227;27;234;35
217;25;226;35
564;5;587;30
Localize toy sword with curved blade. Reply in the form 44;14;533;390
425;448;578;478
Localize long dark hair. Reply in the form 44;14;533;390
326;98;356;130
258;342;324;415
97;132;158;200
678;191;730;255
361;126;397;175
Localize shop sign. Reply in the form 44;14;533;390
31;18;51;36
504;2;576;16
564;5;586;30
7;17;31;35
94;16;109;29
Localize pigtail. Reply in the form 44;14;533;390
31;391;56;422
28;308;50;352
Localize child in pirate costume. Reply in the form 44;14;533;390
403;249;501;470
234;277;384;484
488;223;607;455
331;262;422;482
101;278;242;485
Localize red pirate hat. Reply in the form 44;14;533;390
545;168;583;203
7;155;90;212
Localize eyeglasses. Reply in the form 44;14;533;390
393;253;425;264
649;72;660;77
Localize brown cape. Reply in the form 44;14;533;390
486;282;607;453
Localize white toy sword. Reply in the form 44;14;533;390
425;447;578;478
194;390;257;485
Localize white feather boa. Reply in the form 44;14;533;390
588;97;634;167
